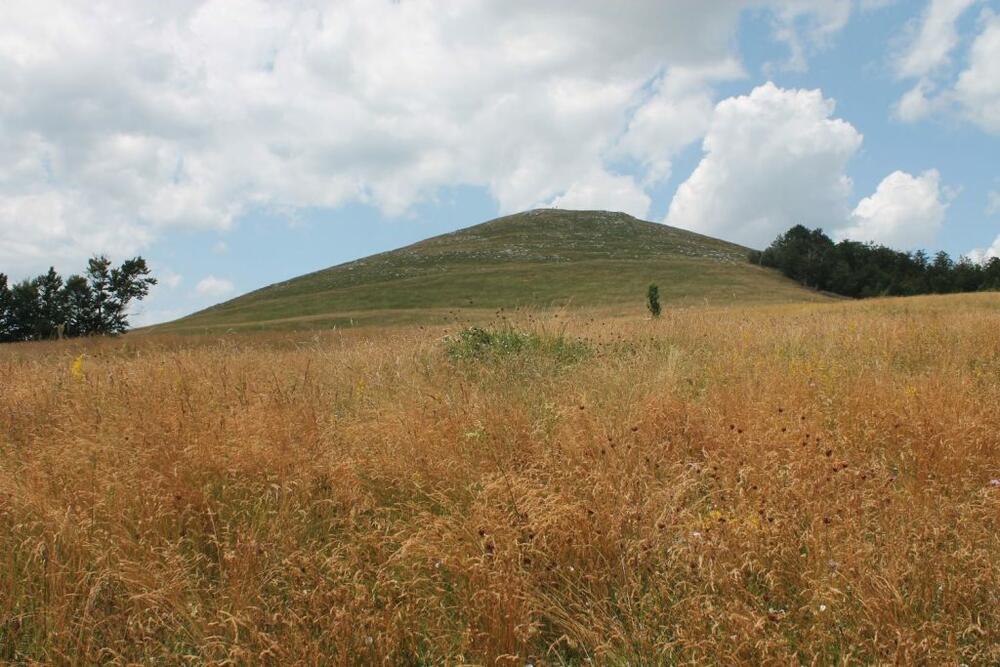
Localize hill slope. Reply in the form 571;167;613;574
158;209;825;331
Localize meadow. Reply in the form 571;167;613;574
2;293;999;664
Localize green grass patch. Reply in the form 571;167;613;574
444;325;589;364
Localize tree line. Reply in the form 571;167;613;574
0;257;156;343
751;225;1000;298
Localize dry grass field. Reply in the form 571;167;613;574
2;293;1000;664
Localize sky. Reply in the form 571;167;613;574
1;0;998;325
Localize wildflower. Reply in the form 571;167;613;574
989;479;1000;487
70;354;85;380
818;604;827;612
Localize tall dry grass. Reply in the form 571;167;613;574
1;294;999;664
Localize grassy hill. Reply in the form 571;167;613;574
156;209;826;332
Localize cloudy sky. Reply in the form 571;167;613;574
2;0;998;324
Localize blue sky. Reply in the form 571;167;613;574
1;1;998;325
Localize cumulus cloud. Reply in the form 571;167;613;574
665;81;950;251
616;60;744;185
836;170;947;248
891;0;978;123
967;234;1000;263
892;4;1000;135
0;191;155;275
547;168;651;219
195;275;235;298
894;0;979;79
894;80;939;122
0;0;863;276
665;82;863;248
953;11;1000;133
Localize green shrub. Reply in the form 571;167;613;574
445;325;588;364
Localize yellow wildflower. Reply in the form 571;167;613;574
70;354;85;380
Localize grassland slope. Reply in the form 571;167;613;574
159;209;824;331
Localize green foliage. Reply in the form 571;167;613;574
7;278;40;342
0;256;157;343
36;267;67;339
758;225;1000;298
647;283;661;318
63;275;94;338
445;325;589;364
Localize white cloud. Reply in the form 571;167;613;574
616;60;744;185
665;82;863;248
547;168;651;219
161;270;183;289
195;275;234;298
967;234;1000;263
953;11;1000;133
895;80;938;121
766;0;854;73
894;0;979;79
892;5;1000;135
0;1;861;276
0;191;154;275
837;170;947;248
988;190;1000;215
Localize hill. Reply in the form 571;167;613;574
156;209;826;332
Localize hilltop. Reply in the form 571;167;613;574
157;209;825;331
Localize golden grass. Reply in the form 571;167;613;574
2;293;1000;664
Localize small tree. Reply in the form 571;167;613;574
36;267;67;339
8;278;41;342
62;274;94;338
647;283;661;318
83;255;156;335
109;257;157;333
85;256;114;334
